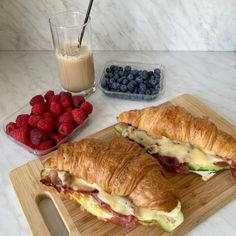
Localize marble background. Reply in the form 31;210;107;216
0;0;236;51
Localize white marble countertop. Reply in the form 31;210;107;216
0;51;235;236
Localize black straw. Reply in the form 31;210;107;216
78;0;94;48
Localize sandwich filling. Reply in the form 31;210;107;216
115;124;235;181
40;169;184;231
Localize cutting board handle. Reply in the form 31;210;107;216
35;190;81;236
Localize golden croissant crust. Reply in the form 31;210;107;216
45;137;179;212
117;104;236;160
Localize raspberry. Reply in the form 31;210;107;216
44;90;55;101
72;95;85;108
31;103;45;115
16;114;30;128
30;95;44;106
30;128;45;145
80;101;93;115
10;127;29;144
52;133;65;143
58;112;74;124
42;112;55;120
58;123;74;136
50;102;63;116
36;140;54;150
6;122;17;135
72;108;86;125
60;95;72;109
37;118;54;132
28;115;41;127
49;95;60;104
59;91;72;98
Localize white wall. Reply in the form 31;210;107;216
0;0;235;51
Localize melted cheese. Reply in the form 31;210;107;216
70;193;113;219
136;202;181;221
122;126;223;167
55;171;181;221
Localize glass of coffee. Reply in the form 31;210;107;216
49;10;95;95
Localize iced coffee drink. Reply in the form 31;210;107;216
56;43;95;92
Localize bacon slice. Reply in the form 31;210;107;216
40;172;137;228
91;193;136;229
152;154;190;174
230;161;236;179
40;171;98;194
214;161;229;167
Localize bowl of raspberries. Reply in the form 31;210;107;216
3;90;93;156
98;61;164;100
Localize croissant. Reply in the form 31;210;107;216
118;104;236;160
41;137;184;230
45;137;178;211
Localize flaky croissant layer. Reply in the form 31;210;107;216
117;104;236;161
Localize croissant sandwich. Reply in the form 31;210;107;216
116;104;236;181
40;137;184;231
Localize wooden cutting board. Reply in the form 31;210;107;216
9;94;236;236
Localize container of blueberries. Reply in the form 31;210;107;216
98;61;165;101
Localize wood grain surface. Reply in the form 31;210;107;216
9;94;236;236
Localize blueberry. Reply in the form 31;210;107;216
131;69;138;75
139;83;146;94
124;65;131;72
120;84;127;92
133;88;138;94
110;65;116;71
127;74;134;80
114;65;120;71
106;67;111;73
117;78;123;83
148;71;154;76
118;71;124;77
123;71;129;76
145;89;151;95
154;68;161;75
127;81;136;92
149;77;158;87
113;73;119;80
122;78;129;85
154;73;160;79
109;78;115;84
118;66;123;71
111;82;120;90
108;73;113;78
105;73;110;79
135;76;143;84
142;70;148;79
101;79;107;88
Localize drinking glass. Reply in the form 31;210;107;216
49;10;95;95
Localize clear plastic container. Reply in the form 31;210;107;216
98;61;165;101
1;95;88;156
